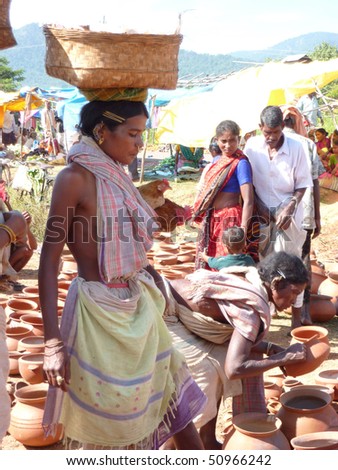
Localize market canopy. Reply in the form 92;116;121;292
156;58;338;147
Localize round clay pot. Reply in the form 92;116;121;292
284;326;330;377
318;271;338;313
292;384;335;401
9;383;63;447
21;286;40;308
153;254;178;266
177;253;195;263
264;379;283;401
277;387;338;441
311;265;327;294
61;254;78;272
315;369;338;401
18;335;45;354
223;412;290;450
6;324;34;351
20;314;44;337
265;370;285;388
57;280;72;291
309;293;336;322
5;298;39;318
57;289;69;301
7;311;26;325
8;350;29;375
291;431;338;450
282;377;303;393
18;353;45;384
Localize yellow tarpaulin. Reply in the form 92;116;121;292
156;58;338;147
0;90;44;126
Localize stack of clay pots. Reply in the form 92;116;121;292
310;255;338;319
3;275;71;447
149;240;196;280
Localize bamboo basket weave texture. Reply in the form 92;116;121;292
0;0;17;50
43;25;183;90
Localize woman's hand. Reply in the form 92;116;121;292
43;340;70;391
280;342;307;365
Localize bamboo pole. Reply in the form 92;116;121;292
139;95;156;183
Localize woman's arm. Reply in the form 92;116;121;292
239;182;254;237
224;329;306;380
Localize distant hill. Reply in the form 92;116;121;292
1;24;338;89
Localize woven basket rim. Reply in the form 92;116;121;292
43;24;183;44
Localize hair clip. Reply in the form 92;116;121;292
102;111;125;123
276;268;286;279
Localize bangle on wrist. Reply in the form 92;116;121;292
266;342;273;355
0;223;16;245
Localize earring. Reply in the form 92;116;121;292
98;136;104;145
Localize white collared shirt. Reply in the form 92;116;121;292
244;133;313;227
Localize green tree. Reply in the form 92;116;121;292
0;57;25;92
309;42;338;61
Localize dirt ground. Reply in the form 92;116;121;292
1;186;338;450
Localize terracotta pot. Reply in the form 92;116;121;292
153;254;178;265
291;431;338;450
18;353;45;384
223;412;291;450
292;383;335;401
6;324;34;351
265;370;285;388
318;272;338;313
8;350;29;375
61;254;78;272
311;265;327;294
315;369;338;401
284;326;330;377
9;383;63;447
59;270;77;280
18;335;45;354
282;377;303;393
20;314;44;337
5;298;39;318
7;311;26;325
177;253;195;263
277;387;338;441
57;289;69;301
266;398;282;415
264;380;283;401
57;280;72;291
22;286;40;308
309;293;336;322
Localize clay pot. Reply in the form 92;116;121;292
311;264;327;294
20;314;44;337
153;254;178;265
18;353;45;384
223;412;291;450
61;254;78;272
59;270;77;280
6;324;34;351
282;377;303;393
291;431;338;450
9;383;63;447
18;335;45;354
177;253;195;263
277;387;338;441
5;298;39;318
22;286;40;308
266;398;282;415
309;293;336;322
265;370;285;388
57;289;68;302
315;369;338;401
7;311;26;325
292;384;335;401
318;271;338;314
8;350;29;375
284;326;330;377
57;280;72;291
264;380;283;401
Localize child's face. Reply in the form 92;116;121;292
332;143;338;155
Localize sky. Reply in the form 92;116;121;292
9;0;338;55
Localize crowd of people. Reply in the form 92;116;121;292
0;90;337;450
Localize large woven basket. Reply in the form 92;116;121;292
43;25;183;90
0;0;17;50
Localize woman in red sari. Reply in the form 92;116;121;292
193;120;254;268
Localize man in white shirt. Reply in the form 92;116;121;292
244;106;313;329
40;101;56;138
296;92;324;128
1;111;17;146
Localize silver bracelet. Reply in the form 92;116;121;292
266;342;273;355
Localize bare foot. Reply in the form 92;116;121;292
300;304;313;326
